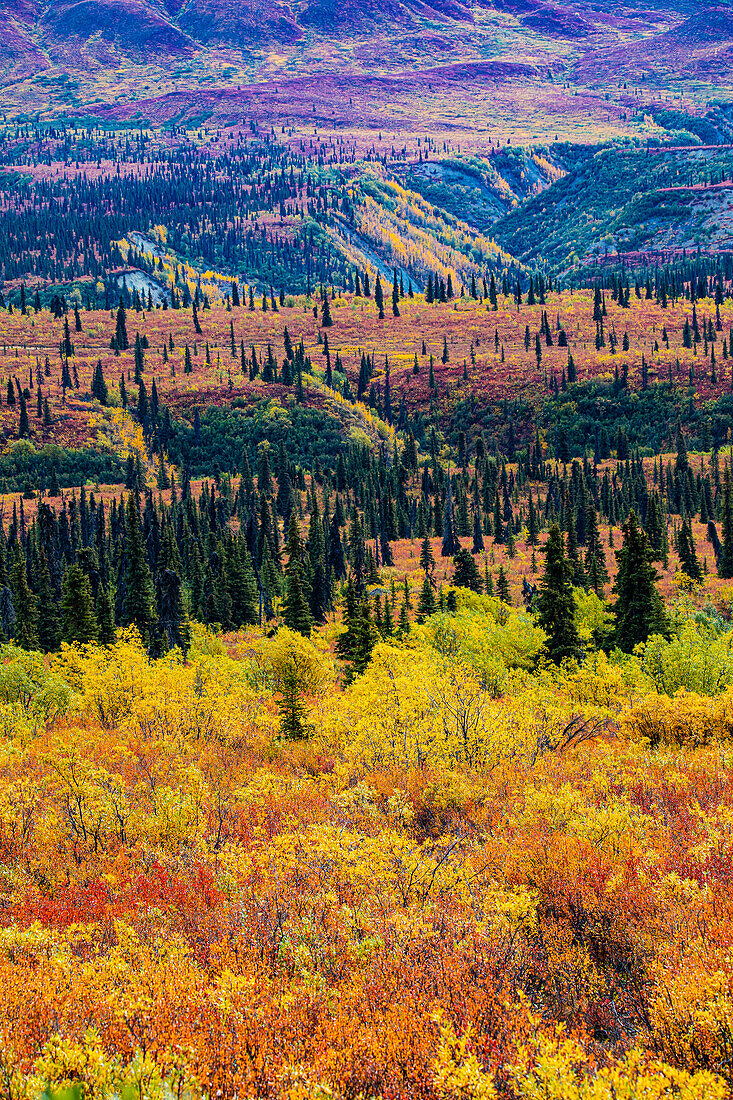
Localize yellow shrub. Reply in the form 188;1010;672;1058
624;689;733;748
647;959;733;1081
246;627;336;699
510;1019;726;1099
433;1018;496;1100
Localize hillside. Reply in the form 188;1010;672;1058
2;243;733;1099
178;0;303;46
572;2;733;83
4;0;691;58
391;148;565;232
5;6;733;1097
39;0;195;55
492;143;733;275
0;0;45;78
2;0;732;124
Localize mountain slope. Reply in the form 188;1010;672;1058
0;0;48;79
491;144;733;275
178;0;303;45
0;0;700;63
573;2;733;82
40;0;195;56
298;0;473;32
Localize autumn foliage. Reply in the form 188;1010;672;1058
0;596;728;1099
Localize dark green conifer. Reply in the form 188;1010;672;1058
157;568;191;653
61;564;99;644
719;468;733;578
584;507;609;597
536;524;581;664
453;548;482;592
374;274;384;319
9;559;38;650
416;574;437;622
336;581;379;681
123;495;156;643
279;657;310;738
283;513;313;636
37;556;61;652
612;511;668;651
678;518;702;581
91;360;109;404
115;300;129;351
96;587;116;646
18;394;29;438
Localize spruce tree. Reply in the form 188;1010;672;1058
9;559;38;650
493;493;503;544
283;513;313;636
496;564;511;604
472;505;485;554
137;379;148;423
453;549;482;592
96;587;116;646
18;394;29;438
201;566;218;627
61;564;99;644
91;360;108;404
398;596;410;634
134;332;145;382
348;512;367;595
374;274;384;319
308;500;329;623
416;575;437;622
157;452;170;491
720;467;733;578
278;656;309;738
677;518;702;582
115;300;129;351
0;586;16;643
584;506;609;596
37;556;61;652
441;476;461;557
644;492;666;563
527;490;539;546
336;581;379;682
157;568;191;653
61;357;73;392
612;511;668;652
123;495;156;643
419;531;435;583
565;508;587;589
536;524;581;664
